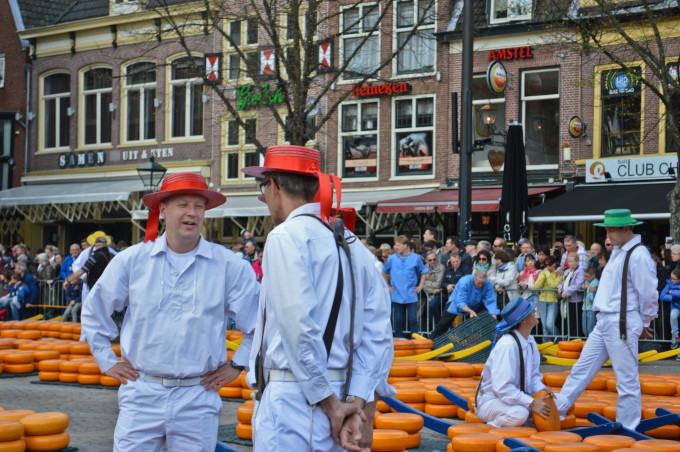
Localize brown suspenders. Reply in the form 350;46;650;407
619;242;642;341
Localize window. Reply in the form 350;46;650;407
665;63;679;153
229;21;241;46
170;56;204;139
226;120;239;146
472;74;505;169
600;67;642;156
244;52;258;80
225;152;239;180
82;68;112;146
395;0;435;75
0;54;5;89
286;12;297;41
243;118;256;145
43;73;70;150
125;62;156;142
521;68;560;166
490;0;532;23
341;4;380;80
340;101;378;178
225;18;258;83
393;96;434;176
223;116;260;183
246;18;258;45
228;54;240;81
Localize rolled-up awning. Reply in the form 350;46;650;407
527;181;674;222
377;187;561;213
0;179;145;207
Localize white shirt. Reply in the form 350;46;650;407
247;203;395;405
81;234;260;378
593;234;658;327
479;333;544;408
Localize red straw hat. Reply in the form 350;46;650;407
142;172;226;242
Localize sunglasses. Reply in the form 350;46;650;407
427;258;437;262
478;257;488;262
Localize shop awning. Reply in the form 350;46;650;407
377;187;561;214
0;179;145;207
527;181;674;222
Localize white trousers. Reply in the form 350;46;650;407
114;377;222;452
554;311;643;430
476;397;530;428
252;380;346;452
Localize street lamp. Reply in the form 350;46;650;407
481;103;497;127
136;155;166;190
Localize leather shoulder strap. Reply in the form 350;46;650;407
620;242;643;341
509;331;525;393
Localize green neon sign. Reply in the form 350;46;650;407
236;84;285;110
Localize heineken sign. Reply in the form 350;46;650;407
236;84;285;110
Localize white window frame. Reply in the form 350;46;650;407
338;99;380;181
42;72;71;151
392;0;437;78
489;0;532;24
0;55;5;90
228;20;241;47
123;61;156;144
81;66;113;147
339;3;381;84
169;56;204;139
521;67;560;170
472;74;505;172
390;94;436;180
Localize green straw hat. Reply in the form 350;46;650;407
594;209;644;227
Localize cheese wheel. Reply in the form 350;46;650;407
447;363;477;378
58;362;80;373
78;363;100;375
35;361;62;372
447;444;453;452
110;344;121;356
574;418;595;427
610;449;654;452
452;433;503;452
544;442;598;451
413;348;431;355
19;413;69;436
0;330;22;338
100;376;122;387
68;343;91;355
603;405;617;421
374;413;423;434
235;423;252;440
556;350;581;359
77;374;101;385
22;431;69;451
561;414;576;429
633;439;680;451
236;406;253;424
0;411;35;422
583;435;635;452
472;363;485;375
393;350;413;357
38;372;59;382
586;377;608;391
496;437;547;452
531;431;583;444
404;402;425;412
218;387;242;398
0;420;24;441
393;340;415;349
16;344;39;351
241;388;254;400
642;424;680;439
572;401;607;418
464;411;485;423
30;351;59;362
532;390;561;432
544;373;568;388
489;427;537;438
424;391;453;405
0;439;25;452
58;373;78;383
376;400;391;413
58;325;74;333
371;429;408;452
2;355;33;365
389;365;418;378
50;345;70;355
424;404;458;418
640;381;678;397
416;367;450;379
405;432;421;449
558;341;584;352
394;389;426;403
3;364;34;374
46;332;60;338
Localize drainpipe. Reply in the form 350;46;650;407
24;62;31;175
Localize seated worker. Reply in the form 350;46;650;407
431;270;499;338
476;294;552;427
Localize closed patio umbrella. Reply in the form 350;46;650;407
499;124;528;243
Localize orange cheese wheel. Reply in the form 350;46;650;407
38;372;59;382
0;439;25;452
603;405;617;421
405;432;421;449
371;429;408;452
58;373;78;383
572;401;607;418
452;433;503;452
235;423;252;440
544;373;568;388
36;361;62;372
46;332;60;338
633;439;680;450
0;420;24;441
16;344;39;351
0;330;22;338
78;363;100;375
236;406;253;424
68;343;91;355
609;449;653;452
531;431;583;444
558;341;584;352
413;348;431;355
412;339;433;348
556;350;581;359
489;427;537;438
393;350;413;358
19;412;69;436
0;411;35;422
424;404;458;418
561;414;576;429
586;377;608;391
464;411;485;423
447;363;477;378
583;435;635;452
496;437;547;451
110;344;121;356
606;379;618;392
640;381;678;396
447;444;453;452
424;391;453;405
218;387;242;398
58;362;80;373
389;365;418;377
471;363;485;375
22;431;69;451
3;364;34;374
574;418;594;427
404;402;425;412
2;354;33;365
241;388;254;400
417;367;450;379
544;442;598;451
642;424;680;439
374;413;423;433
100;376;122;387
532;390;561;432
58;325;74;333
448;423;494;439
50;345;70;355
393;340;415;349
394;389;426;403
376;400;391;413
30;351;59;362
77;374;101;385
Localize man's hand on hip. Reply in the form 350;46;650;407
105;362;139;384
200;361;241;391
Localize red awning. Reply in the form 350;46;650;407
376;187;562;214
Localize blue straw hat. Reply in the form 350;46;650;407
496;294;539;334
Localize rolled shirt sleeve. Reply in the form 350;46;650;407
482;281;500;315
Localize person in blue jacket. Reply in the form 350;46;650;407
15;262;39;309
660;268;680;351
430;270;499;338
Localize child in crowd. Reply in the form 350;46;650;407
62;278;82;323
581;266;599;336
0;274;30;320
660;268;680;350
534;255;563;342
517;253;539;299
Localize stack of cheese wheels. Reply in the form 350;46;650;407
412;339;433;355
0;419;25;452
393;340;415;358
374;413;423;449
556;341;585;360
235;400;254;440
1;351;34;375
19;412;70;452
217;372;246;399
371;429;408;452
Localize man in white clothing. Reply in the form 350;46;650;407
81;173;260;452
243;145;394;452
476;294;552;427
554;209;658;430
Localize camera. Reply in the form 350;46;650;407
666;236;674;244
